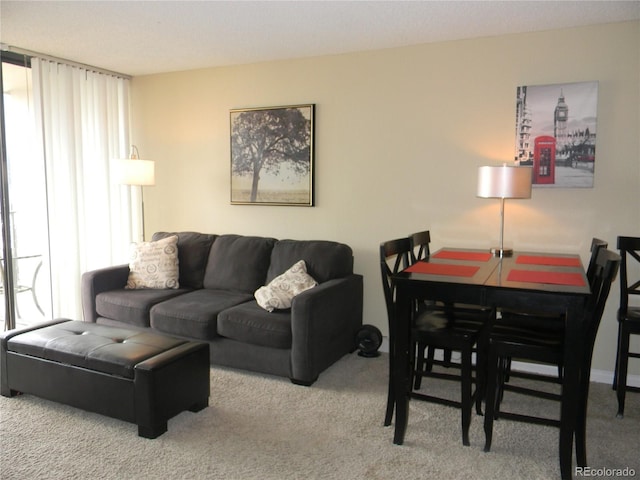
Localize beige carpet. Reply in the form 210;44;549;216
1;352;638;480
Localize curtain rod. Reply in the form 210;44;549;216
1;44;132;80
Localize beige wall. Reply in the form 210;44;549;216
131;21;640;378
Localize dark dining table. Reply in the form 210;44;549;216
391;248;591;480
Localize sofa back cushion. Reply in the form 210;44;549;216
203;234;276;293
267;240;354;284
152;231;217;289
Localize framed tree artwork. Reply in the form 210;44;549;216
514;81;598;188
230;104;315;206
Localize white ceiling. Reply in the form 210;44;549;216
1;1;639;77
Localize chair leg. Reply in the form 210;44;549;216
384;377;395;426
495;357;509;417
613;321;623;391
615;327;630;419
443;348;453;367
385;329;395;426
483;345;500;452
413;342;428;389
426;346;435;372
461;344;473;446
475;340;486;416
503;356;512;382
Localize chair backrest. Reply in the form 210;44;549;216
616;236;640;315
380;238;411;323
586;238;608;285
583;248;621;373
409;230;431;264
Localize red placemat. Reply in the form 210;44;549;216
516;255;582;267
433;250;492;262
507;269;586;286
404;262;480;277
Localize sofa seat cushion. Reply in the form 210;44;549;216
217;302;292;349
96;288;191;328
203;235;276;293
150;289;254;340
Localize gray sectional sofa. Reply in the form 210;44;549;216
81;232;363;385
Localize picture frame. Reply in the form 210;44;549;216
514;81;598;188
230;104;315;206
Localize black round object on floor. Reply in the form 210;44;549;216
356;325;383;357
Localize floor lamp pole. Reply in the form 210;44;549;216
139;185;146;242
114;150;154;243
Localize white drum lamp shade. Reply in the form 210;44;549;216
477;165;532;257
112;158;155;186
112;146;155;241
477;165;532;200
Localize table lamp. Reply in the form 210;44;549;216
477;164;532;257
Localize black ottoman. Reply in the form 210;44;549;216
0;319;210;438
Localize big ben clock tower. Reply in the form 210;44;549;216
554;90;568;150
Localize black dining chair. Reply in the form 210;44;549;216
408;230;493;404
483;248;620;469
380;236;493;445
408;230;449;385
613;236;640;418
493;238;607;393
408;230;433;265
380;237;410;427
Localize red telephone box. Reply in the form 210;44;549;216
533;136;556;184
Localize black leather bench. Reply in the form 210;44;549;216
0;319;210;438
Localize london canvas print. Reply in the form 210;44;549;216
514;81;598;188
230;104;314;206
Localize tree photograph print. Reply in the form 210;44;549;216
230;104;314;206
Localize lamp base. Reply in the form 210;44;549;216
491;247;513;257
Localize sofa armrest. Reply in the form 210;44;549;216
81;265;130;323
289;274;363;384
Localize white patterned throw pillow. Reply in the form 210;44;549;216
125;235;180;289
255;260;318;312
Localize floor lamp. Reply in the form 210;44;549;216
477;164;532;257
112;146;155;241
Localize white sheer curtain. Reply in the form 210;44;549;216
31;58;139;319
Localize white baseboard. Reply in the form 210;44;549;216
378;337;640;388
509;360;640;388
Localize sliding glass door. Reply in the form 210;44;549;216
1;54;52;330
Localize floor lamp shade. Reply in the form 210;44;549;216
112;147;155;242
477;165;532;257
112;158;155;186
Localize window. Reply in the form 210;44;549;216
1;52;52;329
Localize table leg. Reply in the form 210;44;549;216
575;367;591;467
559;303;583;480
